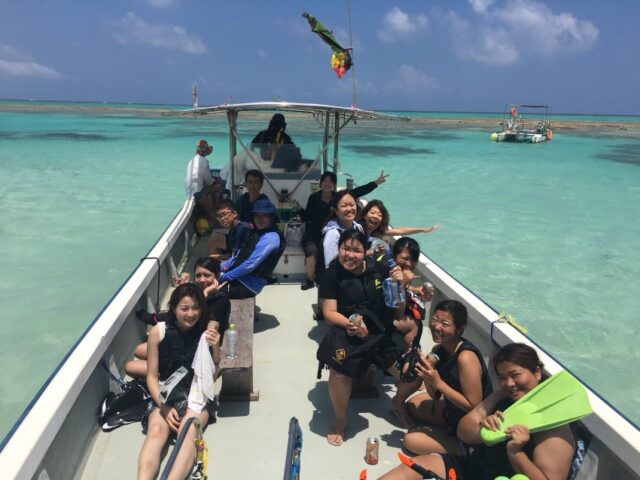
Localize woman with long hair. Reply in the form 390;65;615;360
125;257;228;378
359;199;439;249
137;283;219;480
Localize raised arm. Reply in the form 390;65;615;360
386;224;440;236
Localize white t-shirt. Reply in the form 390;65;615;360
185;154;214;196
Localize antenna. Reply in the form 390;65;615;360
192;83;199;109
347;0;357;108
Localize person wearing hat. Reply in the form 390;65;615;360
218;199;285;299
185;139;216;220
250;113;294;162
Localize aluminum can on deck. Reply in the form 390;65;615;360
365;436;379;465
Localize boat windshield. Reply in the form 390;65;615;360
228;111;324;182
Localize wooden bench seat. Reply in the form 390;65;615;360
218;297;259;401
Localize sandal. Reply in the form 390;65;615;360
301;279;315;290
327;423;346;446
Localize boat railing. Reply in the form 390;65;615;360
0;199;196;479
409;242;640;475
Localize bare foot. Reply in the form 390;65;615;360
327;422;346;446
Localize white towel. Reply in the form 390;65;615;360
188;332;216;414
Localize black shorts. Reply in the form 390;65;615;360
303;240;319;258
441;454;466;480
227;279;256;299
371;331;405;372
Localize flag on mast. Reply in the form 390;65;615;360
302;12;353;79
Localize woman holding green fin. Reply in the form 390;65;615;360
379;343;576;480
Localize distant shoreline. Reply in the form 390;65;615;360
2;102;638;138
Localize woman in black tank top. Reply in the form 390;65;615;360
403;300;492;456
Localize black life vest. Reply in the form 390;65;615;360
336;257;392;334
434;338;493;429
158;323;200;382
229;225;285;280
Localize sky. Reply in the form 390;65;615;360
1;0;639;114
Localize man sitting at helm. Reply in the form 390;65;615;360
185;139;216;221
250;113;293;161
218;199;285;299
250;113;304;172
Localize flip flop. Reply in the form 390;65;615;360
327;432;344;446
327;424;345;446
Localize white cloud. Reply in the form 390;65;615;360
112;12;207;54
445;0;598;65
378;7;428;43
495;0;599;52
389;64;438;94
258;49;268;60
143;0;180;8
469;0;495;14
0;45;63;79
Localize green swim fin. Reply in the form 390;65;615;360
481;371;593;446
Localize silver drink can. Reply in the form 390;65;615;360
424;281;435;295
365;436;379;465
425;352;440;367
349;314;368;338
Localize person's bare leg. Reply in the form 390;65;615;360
134;342;148;359
137;409;170;480
403;425;461;455
387;365;421;427
406;393;447;425
125;359;148;379
167;409;209;480
327;368;352;445
125;343;149;378
305;255;316;282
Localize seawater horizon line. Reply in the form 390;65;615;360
1;98;639;118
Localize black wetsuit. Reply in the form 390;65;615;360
317;257;404;376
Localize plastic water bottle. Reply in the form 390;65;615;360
226;323;238;359
382;251;405;308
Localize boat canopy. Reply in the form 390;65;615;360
170;102;410;200
171;101;410;122
510;104;551;109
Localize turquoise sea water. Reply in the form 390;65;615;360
1;103;639;442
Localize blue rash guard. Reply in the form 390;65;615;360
219;230;281;294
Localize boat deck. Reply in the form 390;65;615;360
80;281;421;479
